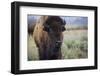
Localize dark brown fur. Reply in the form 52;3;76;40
33;16;66;60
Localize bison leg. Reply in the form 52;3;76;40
38;48;45;60
38;46;49;60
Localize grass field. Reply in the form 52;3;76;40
28;25;88;60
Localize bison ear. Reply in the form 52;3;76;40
43;26;50;32
62;27;66;31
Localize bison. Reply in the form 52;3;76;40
33;16;66;60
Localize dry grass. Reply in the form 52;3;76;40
62;29;88;59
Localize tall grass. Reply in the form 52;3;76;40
61;35;88;59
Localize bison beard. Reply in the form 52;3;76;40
33;16;66;60
38;40;62;60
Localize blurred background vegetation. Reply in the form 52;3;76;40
61;25;88;59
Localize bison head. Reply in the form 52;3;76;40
43;16;66;53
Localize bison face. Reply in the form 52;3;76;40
43;16;66;32
43;16;66;52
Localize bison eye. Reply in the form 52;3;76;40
43;26;50;32
62;27;66;31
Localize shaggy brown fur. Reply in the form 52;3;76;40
33;16;66;60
